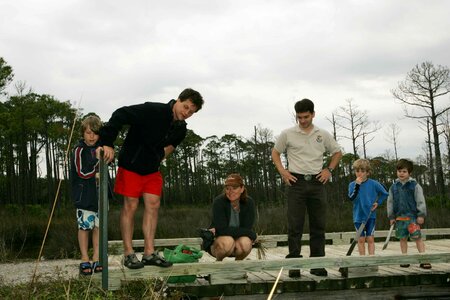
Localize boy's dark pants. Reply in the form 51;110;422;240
287;178;326;257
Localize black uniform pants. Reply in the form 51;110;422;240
287;174;326;257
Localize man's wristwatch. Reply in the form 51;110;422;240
327;167;334;173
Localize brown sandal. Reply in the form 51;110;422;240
79;262;92;275
92;261;103;273
420;263;432;269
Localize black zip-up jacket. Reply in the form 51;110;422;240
99;100;187;175
70;140;99;212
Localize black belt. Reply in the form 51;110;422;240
291;173;319;181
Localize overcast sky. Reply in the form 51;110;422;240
1;0;449;160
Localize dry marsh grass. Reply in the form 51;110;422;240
1;199;449;261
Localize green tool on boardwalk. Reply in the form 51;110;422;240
346;196;379;256
340;197;378;277
382;222;395;250
345;208;374;256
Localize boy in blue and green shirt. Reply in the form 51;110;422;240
387;158;431;269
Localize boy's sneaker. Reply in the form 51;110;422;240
123;253;144;269
142;252;173;267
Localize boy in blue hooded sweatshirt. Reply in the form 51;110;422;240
348;159;388;255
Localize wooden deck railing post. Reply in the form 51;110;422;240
99;150;109;290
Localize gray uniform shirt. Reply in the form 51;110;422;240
274;124;341;174
229;207;240;228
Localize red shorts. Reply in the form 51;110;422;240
114;167;163;198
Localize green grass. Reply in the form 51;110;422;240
0;277;184;300
1;200;449;261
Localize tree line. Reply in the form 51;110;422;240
0;58;448;208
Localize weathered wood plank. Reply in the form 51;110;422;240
107;252;450;279
107;228;450;252
101;237;450;292
210;271;247;285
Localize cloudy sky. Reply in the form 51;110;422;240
1;0;449;160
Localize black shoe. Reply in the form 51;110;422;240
338;267;348;277
288;269;301;278
285;253;303;258
310;268;328;276
400;264;410;268
123;253;144;269
142;252;173;268
286;253;302;277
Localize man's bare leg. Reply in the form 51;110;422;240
121;196;139;255
142;193;160;256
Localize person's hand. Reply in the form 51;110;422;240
389;219;396;225
280;169;296;186
102;146;115;163
95;147;102;159
316;168;332;184
355;176;364;184
209;228;216;236
371;202;378;211
416;216;424;225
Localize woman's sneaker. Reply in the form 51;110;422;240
123;253;144;269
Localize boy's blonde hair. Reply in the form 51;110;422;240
80;115;102;135
352;159;371;173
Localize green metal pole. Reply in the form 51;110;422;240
99;150;109;290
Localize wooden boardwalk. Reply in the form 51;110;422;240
94;229;450;298
194;239;450;299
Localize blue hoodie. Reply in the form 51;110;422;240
348;178;388;223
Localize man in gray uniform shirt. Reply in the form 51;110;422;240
272;98;342;277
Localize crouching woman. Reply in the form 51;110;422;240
209;174;257;261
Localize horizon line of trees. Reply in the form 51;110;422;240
0;57;449;208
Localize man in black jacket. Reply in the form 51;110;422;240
99;88;204;269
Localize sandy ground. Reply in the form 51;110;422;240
0;250;217;287
0;256;124;286
0;258;81;286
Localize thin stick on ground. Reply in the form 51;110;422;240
29;97;82;290
267;267;283;300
